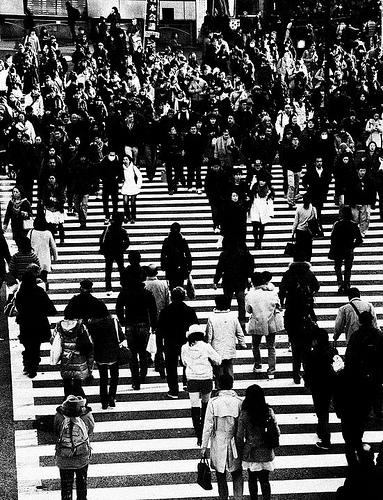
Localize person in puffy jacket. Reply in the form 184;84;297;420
52;318;94;398
206;294;246;387
181;324;221;446
236;384;280;500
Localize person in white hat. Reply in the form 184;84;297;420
181;324;221;446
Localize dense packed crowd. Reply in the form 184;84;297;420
1;3;383;499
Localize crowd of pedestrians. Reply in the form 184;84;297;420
1;3;383;498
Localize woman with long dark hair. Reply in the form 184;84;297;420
237;384;280;500
181;324;221;445
2;185;33;244
291;192;316;261
15;270;57;377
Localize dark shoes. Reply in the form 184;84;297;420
293;376;301;384
108;397;116;407
132;383;140;390
316;441;330;451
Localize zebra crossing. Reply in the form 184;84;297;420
2;164;383;499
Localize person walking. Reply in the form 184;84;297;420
333;287;377;345
52;317;94;398
345;165;376;237
54;395;94;500
157;286;198;398
304;328;338;450
72;154;96;229
183;124;205;193
205;295;247;386
237;384;280;500
120;152;143;224
40;174;66;245
3;185;33;244
283;135;306;208
161;222;192;290
120;250;147;289
116;270;157;390
64;279;109;322
248;171;275;249
8;236;40;284
246;272;281;379
99;151;122;225
213;241;254;334
99;213;130;293
15;270;57;378
291;193;317;262
0;229;11;291
328;205;363;294
181;324;221;446
279;256;320;384
201;373;244;500
161;125;184;195
28;215;58;289
87;313;125;409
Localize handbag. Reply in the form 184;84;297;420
268;308;284;333
332;354;344;374
50;331;62;365
114;318;131;367
23;217;34;231
147;332;157;355
4;293;18;317
307;208;321;237
284;241;296;257
186;273;196;300
197;457;213;490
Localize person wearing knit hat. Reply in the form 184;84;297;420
54;394;95;499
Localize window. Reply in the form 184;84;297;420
162;8;174;22
27;0;85;16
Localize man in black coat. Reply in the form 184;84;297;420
98;151;123;224
281;135;306;208
183;124;205;193
302;156;332;234
64;279;109;320
214;241;254;333
157;287;198;398
279;258;320;384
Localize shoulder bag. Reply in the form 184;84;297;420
307;207;321;237
197;457;213;490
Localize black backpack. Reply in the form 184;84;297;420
358;335;381;383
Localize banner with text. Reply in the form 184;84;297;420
145;0;159;37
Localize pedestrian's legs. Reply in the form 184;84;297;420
293;171;301;201
21;338;41;374
290;339;303;381
252;335;262;369
58;223;65;244
343;252;354;290
123;195;131;221
234;288;246;332
359;204;371;237
258;470;271;500
189;391;201;444
60;468;75;500
98;363;109;406
312;389;331;446
116;254;125;282
102;185;110;219
222;287;234;309
195;164;202;189
266;331;276;373
231;468;243;500
166;161;174;192
130;195;137;221
105;254;113;291
351;205;361;227
80;195;89;226
187;163;196;189
216;471;229;500
109;362;119;400
165;349;180;395
252;222;259;247
74;465;88;500
248;470;258;500
111;185;119;216
334;258;344;288
286;170;295;205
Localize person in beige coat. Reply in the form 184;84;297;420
28;214;58;288
206;295;247;387
201;373;243;500
246;272;282;379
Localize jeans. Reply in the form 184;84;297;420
102;183;119;219
187;161;202;189
216;469;243;500
123;195;137;221
125;323;150;386
63;378;86;398
59;465;88;500
213;359;234;387
312;387;332;445
223;286;246;330
73;194;89;225
104;253;125;290
351;204;370;237
164;347;187;395
334;252;354;288
252;333;276;373
287;170;301;205
98;362;119;405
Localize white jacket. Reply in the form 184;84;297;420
206;310;246;360
181;341;221;380
246;283;281;336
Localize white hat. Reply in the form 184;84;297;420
186;323;205;338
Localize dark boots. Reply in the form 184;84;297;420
191;407;202;446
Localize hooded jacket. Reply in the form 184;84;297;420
181;340;221;380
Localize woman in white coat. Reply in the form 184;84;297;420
120;152;143;224
248;172;275;249
246;272;281;379
181;324;221;446
201;373;243;500
28;214;58;289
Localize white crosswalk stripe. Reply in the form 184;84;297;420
2;165;382;499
